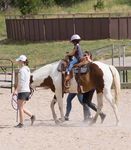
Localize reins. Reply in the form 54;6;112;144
11;94;18;111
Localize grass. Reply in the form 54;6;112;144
38;0;131;14
0;39;131;68
0;14;6;39
0;0;131;39
0;0;131;68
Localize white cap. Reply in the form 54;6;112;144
16;55;27;62
70;34;81;41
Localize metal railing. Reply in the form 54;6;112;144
0;59;14;93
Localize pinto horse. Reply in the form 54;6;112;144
30;60;121;125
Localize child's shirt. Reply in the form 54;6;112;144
74;43;83;61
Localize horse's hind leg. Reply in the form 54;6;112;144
104;90;120;126
50;95;57;122
92;93;104;124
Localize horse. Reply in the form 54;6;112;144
30;60;121;125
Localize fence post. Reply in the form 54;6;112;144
123;46;126;82
111;44;114;65
73;14;76;34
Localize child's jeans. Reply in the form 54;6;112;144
66;57;78;73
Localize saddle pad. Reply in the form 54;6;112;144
74;64;90;74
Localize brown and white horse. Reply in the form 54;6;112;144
30;60;121;125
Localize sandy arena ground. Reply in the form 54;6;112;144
0;88;131;150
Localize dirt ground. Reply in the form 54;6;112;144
0;88;131;150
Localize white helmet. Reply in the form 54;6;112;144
70;34;81;41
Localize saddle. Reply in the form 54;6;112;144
57;59;91;93
57;58;90;74
74;64;90;74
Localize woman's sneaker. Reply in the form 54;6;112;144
31;115;36;125
64;116;69;121
14;123;24;128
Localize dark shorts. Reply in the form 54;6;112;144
18;92;30;101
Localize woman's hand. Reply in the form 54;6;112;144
13;90;18;96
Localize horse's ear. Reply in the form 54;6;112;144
30;75;33;83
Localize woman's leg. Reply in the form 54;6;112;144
83;89;97;112
22;101;32;117
23;108;32;117
83;90;106;122
23;101;35;125
65;93;77;119
77;94;92;120
17;99;25;124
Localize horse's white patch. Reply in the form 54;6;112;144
31;61;61;88
93;61;113;90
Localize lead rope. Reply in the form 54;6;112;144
29;86;34;99
11;88;34;122
11;94;18;122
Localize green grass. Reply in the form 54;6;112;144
0;14;6;39
0;39;130;68
0;0;131;68
38;0;131;14
0;0;131;39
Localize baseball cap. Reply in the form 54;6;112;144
16;55;27;62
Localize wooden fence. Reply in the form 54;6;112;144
5;14;131;41
116;66;131;89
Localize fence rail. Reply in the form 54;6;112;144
0;59;14;93
5;12;131;19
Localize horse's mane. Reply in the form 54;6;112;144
32;61;60;77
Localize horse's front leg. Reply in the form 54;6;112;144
91;93;103;124
55;91;65;123
50;95;57;122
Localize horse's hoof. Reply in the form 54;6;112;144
83;116;93;123
59;118;65;122
88;118;96;126
100;113;106;123
55;119;61;125
64;116;69;121
116;121;121;126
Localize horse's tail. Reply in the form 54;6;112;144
109;65;121;104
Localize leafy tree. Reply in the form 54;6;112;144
17;0;42;15
42;0;55;7
0;0;10;11
94;0;104;11
55;0;84;5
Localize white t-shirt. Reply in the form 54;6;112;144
17;66;30;93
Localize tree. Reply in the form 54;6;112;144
55;0;82;5
94;0;104;11
17;0;42;15
0;0;10;11
42;0;55;7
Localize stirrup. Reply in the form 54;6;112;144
64;81;70;88
64;84;70;89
